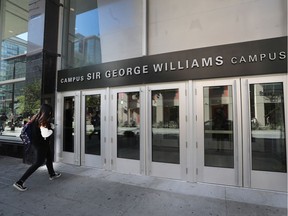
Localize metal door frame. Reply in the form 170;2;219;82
81;89;107;168
241;74;287;191
194;78;242;186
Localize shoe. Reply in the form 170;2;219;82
49;173;61;180
13;182;27;192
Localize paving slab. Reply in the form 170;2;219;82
0;156;287;216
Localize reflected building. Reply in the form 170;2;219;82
72;34;101;68
0;36;27;115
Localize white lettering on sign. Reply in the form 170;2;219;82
58;46;287;89
87;72;101;80
105;65;149;78
60;76;84;84
231;51;286;65
153;56;224;72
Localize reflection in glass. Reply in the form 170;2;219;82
250;83;286;172
0;0;28;137
0;80;31;137
63;97;74;152
117;92;140;160
152;89;179;164
203;86;234;168
1;0;28;79
62;0;101;69
85;95;101;155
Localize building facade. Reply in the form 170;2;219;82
0;0;287;193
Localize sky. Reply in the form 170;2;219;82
76;9;100;36
15;9;100;41
16;32;28;41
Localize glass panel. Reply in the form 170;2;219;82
250;83;286;172
0;0;29;138
85;94;101;155
62;0;143;68
1;0;28;59
117;92;140;160
203;86;234;168
152;89;179;164
0;0;28;81
63;97;75;152
0;84;13;134
62;0;101;68
0;81;37;137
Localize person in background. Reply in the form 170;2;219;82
0;113;8;132
13;104;61;191
89;111;101;140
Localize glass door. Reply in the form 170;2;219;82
148;83;187;180
110;87;143;175
60;92;81;165
195;79;242;186
242;75;287;192
81;90;106;168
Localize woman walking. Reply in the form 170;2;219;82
13;104;61;191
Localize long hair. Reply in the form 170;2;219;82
30;104;53;127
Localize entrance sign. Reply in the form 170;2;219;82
57;37;287;92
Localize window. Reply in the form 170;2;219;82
62;0;101;68
0;0;29;137
61;0;143;69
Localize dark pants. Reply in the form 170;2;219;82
19;144;55;183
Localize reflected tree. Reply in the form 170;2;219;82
17;80;41;117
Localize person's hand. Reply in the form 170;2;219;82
50;123;55;130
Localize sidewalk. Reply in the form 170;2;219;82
0;156;287;216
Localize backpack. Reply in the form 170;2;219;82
20;122;32;151
20;122;37;164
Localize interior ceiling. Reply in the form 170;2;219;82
72;0;97;14
2;0;98;40
2;0;28;40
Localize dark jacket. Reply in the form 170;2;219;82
30;120;51;148
24;120;51;164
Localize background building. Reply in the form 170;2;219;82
0;0;287;193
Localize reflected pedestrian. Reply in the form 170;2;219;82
13;104;61;191
89;111;101;140
0;112;8;132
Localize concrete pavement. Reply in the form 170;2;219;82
0;156;287;216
